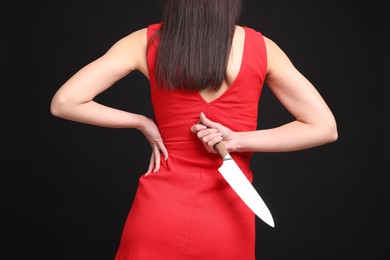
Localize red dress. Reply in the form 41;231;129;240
115;23;267;260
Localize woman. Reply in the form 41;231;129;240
50;0;338;259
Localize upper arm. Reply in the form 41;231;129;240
264;36;336;125
53;28;148;104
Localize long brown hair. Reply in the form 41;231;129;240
152;0;242;91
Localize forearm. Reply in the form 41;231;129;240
51;100;146;130
235;120;338;153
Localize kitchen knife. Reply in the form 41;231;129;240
213;139;275;227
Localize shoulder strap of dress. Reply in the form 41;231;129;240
146;23;162;84
242;26;268;83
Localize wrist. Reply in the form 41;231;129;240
233;131;250;153
135;115;149;131
231;131;242;152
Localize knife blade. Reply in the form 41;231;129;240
211;136;275;227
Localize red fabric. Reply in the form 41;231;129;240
115;23;267;260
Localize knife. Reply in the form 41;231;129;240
198;121;275;227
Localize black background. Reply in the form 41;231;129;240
3;0;389;259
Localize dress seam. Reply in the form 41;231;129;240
184;170;204;259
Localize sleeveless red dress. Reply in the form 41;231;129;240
115;23;267;260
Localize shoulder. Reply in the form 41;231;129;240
240;26;298;78
263;36;281;53
262;35;297;80
262;35;293;65
101;27;149;73
241;25;264;38
263;35;283;63
116;27;148;48
241;25;268;51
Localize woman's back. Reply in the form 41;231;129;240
199;25;246;103
146;22;266;169
113;22;268;259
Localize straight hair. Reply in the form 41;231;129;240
152;0;242;91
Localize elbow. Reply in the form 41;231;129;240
50;97;62;117
323;118;338;144
329;122;338;143
50;94;70;118
50;101;59;117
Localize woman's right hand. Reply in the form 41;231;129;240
138;117;168;176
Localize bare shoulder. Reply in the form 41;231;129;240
110;27;148;54
263;36;284;57
105;27;149;73
121;27;148;45
262;35;295;77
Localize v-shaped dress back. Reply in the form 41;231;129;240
115;22;267;260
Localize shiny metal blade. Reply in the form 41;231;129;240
218;155;275;227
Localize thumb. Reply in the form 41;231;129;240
199;112;217;129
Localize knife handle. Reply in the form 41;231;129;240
214;141;229;158
197;120;229;158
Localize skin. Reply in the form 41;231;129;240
50;26;338;175
193;27;338;154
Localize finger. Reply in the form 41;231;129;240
201;132;222;144
190;124;207;133
159;143;169;161
197;128;218;139
203;142;219;154
153;145;161;173
145;152;155;176
207;135;223;147
199;112;218;128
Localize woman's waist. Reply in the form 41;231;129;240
163;140;253;176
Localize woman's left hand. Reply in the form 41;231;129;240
190;112;237;154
